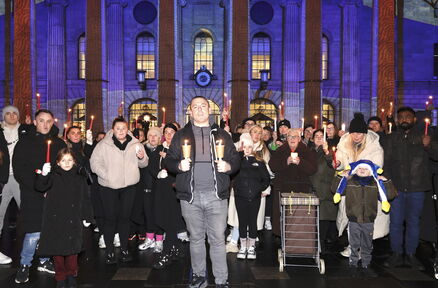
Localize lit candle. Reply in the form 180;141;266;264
54;118;58;124
389;102;393;116
314;115;318;129
425;118;430;135
182;139;191;159
36;93;41;110
429;95;433;100
46;140;52;163
381;108;385;121
63;124;67;140
388;122;392;134
135;118;138;129
301;118;305;131
162;107;166;125
144;115;150;122
323;123;327;142
426;101;429;110
274;117;277;132
341;123;346;131
67;108;72;124
216;139;224;161
281;101;284;118
118;101;124;117
332;146;337;170
89;115;94;130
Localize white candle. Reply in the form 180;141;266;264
301;118;304;136
274;117;277;132
323;124;327;142
341;123;346;131
388;122;392;134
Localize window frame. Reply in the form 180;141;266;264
193;31;214;74
78;34;86;80
136;32;156;80
251;32;271;80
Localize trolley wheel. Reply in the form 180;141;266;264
319;259;325;275
278;249;284;272
434;260;438;280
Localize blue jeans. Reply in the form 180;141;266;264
20;232;49;266
181;191;228;285
389;191;425;254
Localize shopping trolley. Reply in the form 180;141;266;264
278;192;325;274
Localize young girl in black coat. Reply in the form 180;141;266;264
233;133;270;260
35;148;92;288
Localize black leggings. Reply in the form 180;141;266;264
99;185;137;253
235;197;261;239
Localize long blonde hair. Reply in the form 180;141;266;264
346;134;367;162
249;125;270;164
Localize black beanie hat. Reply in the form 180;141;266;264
242;117;255;127
278;119;291;129
367;116;382;127
163;123;178;132
349;113;368;134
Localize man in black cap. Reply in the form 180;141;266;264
367;116;386;147
274;119;291;148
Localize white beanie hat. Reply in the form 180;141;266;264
147;126;162;139
239;132;254;148
2;105;19;120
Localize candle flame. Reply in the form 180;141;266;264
36;93;40;97
91;115;94;120
381;108;384;112
54;118;58;122
47;140;52;145
426;101;429;105
184;139;188;145
64;123;67;128
429;96;433;100
162;107;166;112
68;109;72;112
332;146;336;152
224;93;227;98
425;118;430;123
314;115;318;119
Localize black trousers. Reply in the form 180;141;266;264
90;177;104;233
143;191;158;234
235;197;261;239
265;191;273;218
99;185;137;253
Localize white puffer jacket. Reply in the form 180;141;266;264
90;130;148;189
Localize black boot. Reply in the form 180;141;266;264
383;253;403;268
105;251;117;265
66;275;77;288
121;249;133;263
170;245;184;261
405;254;425;270
153;254;172;269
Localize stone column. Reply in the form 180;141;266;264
377;0;395;118
13;0;32;122
46;0;68;121
106;0;127;123
340;0;360;124
86;0;104;132
158;0;176;123
4;0;11;106
230;0;249;128
282;0;301;126
370;0;378;116
303;0;321;126
396;0;404;107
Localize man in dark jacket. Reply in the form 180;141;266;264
383;106;438;270
13;109;66;284
165;96;240;288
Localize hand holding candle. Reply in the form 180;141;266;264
216;139;224;160
89;115;94;130
182;139;191;159
46;140;52;163
425;118;430;135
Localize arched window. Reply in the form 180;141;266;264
251;33;271;79
71;99;86;135
194;31;213;73
185;100;220;124
321;35;329;80
78;34;86;80
322;100;335;122
129;98;158;128
136;32;156;79
249;98;277;127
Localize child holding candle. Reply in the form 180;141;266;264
233;133;270;260
35;148;93;288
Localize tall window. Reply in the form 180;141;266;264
249;98;276;127
71;99;86;136
194;31;213;73
321;35;329;80
251;33;271;79
136;33;156;79
322;100;335;122
434;43;438;78
78;34;86;80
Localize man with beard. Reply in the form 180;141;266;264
383;106;438;270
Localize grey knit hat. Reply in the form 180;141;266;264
2;105;20;120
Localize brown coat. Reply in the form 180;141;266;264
269;142;317;235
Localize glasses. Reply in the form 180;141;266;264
287;135;300;139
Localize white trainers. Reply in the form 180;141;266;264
340;246;351;257
237;247;247;259
226;242;239;253
98;235;106;249
264;219;272;230
113;233;121;248
247;246;256;260
138;238;155;251
154;240;163;253
177;231;190;242
93;227;99;233
0;252;12;264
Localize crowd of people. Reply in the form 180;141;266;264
0;96;437;288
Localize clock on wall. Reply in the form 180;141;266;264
194;66;213;87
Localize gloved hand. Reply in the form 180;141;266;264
86;129;93;145
83;220;91;227
157;169;168;179
333;193;341;204
42;163;51;176
381;201;390;213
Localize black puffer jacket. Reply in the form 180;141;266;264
165;121;240;202
384;125;438;192
233;155;270;201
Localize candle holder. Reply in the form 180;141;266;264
182;140;191;160
216;140;224;160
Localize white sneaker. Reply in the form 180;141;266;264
138;238;155;251
93;227;99;233
113;233;120;248
0;252;12;264
177;231;190;242
247;246;256;260
237;247;247;259
226;242;239;253
154;240;163;253
98;235;106;249
340;246;351;258
264;219;272;230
